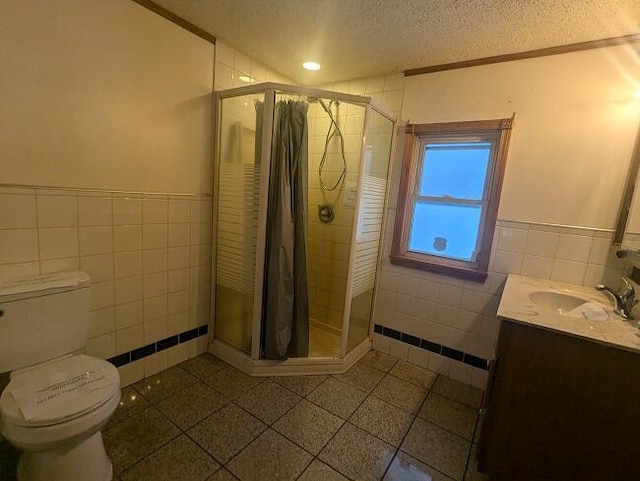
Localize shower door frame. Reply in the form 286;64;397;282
212;82;395;373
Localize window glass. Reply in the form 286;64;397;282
419;142;491;199
391;118;513;281
409;202;482;261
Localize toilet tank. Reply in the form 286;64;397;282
0;271;91;373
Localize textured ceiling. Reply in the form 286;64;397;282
152;0;640;84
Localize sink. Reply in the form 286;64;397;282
528;290;610;320
528;291;601;316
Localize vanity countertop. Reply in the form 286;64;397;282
498;274;640;354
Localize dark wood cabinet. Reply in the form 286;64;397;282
477;319;640;481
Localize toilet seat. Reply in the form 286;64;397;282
0;355;120;427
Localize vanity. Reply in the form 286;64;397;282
477;274;640;481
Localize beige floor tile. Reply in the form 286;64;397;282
205;468;239;481
235;380;301;424
298;459;349;481
226;430;312;481
271;375;327;396
133;366;198;403
384;451;455;481
107;386;151;428
180;354;228;380
389;360;438;389
120;435;219;481
319;423;395;481
432;376;483;409
372;374;428;414
359;350;398;373
156;382;228;430
350;396;414;447
306;378;368;419
418;393;478;440
103;407;180;474
332;361;385;392
273;399;344;454
401;418;471;481
187;404;266;464
204;366;264;399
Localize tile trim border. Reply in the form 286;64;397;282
108;324;209;367
0;183;212;198
373;323;490;370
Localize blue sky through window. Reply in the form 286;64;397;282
409;141;491;262
409;202;481;261
419;143;490;200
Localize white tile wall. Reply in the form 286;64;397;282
320;72;406;118
0;186;212;385
214;40;292;91
372;218;629;390
303;74;404;330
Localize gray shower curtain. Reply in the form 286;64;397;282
262;100;310;359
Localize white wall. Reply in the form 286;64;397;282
0;0;216;387
0;0;214;195
402;45;640;230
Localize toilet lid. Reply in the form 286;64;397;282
0;355;120;427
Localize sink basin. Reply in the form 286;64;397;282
529;291;594;315
528;290;610;320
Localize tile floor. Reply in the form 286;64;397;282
0;351;488;481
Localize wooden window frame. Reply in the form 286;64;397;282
390;118;513;282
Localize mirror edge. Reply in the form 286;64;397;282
613;127;640;247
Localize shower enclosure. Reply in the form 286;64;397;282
212;83;395;375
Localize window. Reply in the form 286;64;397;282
391;118;513;281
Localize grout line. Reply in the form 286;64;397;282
33;191;42;275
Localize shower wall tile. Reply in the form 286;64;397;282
115;276;144;305
143;197;168;224
168;198;191;223
114;251;143;279
114;225;143;252
36;194;77;228
168;268;190;293
89;307;115;338
41;257;79;275
39;227;79;260
213;39;293;92
79;226;113;256
81;254;114;282
143;224;168;249
168;223;190;247
0;194;37;229
116;301;144;330
78;196;112;226
113;197;142;225
0;186;212;385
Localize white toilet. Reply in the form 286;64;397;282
0;271;121;481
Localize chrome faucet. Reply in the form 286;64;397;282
595;277;638;320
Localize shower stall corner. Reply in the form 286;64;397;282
210;82;396;376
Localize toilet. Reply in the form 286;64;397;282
0;271;121;481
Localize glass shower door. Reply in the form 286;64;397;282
214;93;264;354
346;107;394;352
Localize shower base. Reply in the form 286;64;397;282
209;334;371;377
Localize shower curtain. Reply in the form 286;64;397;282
262;100;310;359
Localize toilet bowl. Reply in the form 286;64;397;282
1;354;121;481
